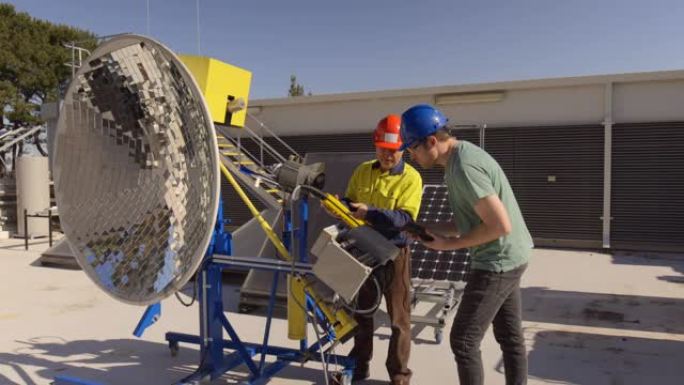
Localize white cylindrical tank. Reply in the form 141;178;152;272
16;156;50;237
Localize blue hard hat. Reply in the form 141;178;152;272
399;104;448;151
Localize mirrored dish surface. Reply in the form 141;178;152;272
54;35;219;305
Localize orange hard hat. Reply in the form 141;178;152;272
374;114;403;150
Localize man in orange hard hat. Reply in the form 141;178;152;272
334;114;423;385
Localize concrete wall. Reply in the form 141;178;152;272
438;85;605;127
613;79;684;123
247;70;684;135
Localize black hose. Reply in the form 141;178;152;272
341;275;383;316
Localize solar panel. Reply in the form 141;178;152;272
411;185;470;282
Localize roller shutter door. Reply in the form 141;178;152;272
485;125;604;247
611;122;684;252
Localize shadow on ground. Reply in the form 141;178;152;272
521;286;684;334
0;336;351;385
492;329;684;385
611;251;684;285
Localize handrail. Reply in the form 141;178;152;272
247;113;300;159
216;126;283;170
0;126;42;153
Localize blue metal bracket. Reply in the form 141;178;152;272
52;376;105;385
165;197;356;384
132;302;161;338
210;199;232;256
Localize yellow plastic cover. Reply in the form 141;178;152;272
180;55;252;127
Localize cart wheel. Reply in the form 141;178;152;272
169;341;179;357
434;328;443;344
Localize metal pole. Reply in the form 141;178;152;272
298;196;309;351
282;208;292;258
258;271;279;373
481;124;487;150
299;196;308;263
196;0;201;54
602;83;613;249
48;209;53;247
260;127;264;166
24;209;28;251
71;41;75;78
146;0;151;36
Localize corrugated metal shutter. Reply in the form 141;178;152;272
222;125;606;248
611;122;684;252
485;125;604;247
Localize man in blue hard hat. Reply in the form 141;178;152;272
400;104;533;385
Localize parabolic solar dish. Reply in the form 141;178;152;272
53;34;220;305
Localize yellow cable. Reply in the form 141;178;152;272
219;163;358;342
219;163;292;261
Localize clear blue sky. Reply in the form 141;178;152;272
8;0;684;99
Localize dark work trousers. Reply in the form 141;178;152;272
450;263;528;385
349;246;412;384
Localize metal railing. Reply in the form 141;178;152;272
247;112;300;160
216;115;301;177
0;126;43;153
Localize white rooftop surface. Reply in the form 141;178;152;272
1;235;683;385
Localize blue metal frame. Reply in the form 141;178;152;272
132;302;161;338
52;376;105;385
163;197;355;384
57;197;355;385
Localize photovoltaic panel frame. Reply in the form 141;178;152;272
411;185;470;282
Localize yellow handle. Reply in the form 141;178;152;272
321;193;365;228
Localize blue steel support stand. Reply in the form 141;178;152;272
162;197;354;384
54;198;354;385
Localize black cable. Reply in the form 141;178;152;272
34;133;48;156
298;185;326;200
340;275;383;315
175;258;208;307
174;276;197;307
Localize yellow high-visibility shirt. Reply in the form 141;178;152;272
345;160;422;221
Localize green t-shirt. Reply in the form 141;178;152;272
445;140;533;272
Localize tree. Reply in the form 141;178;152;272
288;74;306;97
0;4;96;171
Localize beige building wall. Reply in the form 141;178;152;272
246;70;684;135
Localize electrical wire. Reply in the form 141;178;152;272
296;184;384;316
174;274;198;307
289;185;331;384
339;275;382;315
175;257;210;307
309;310;330;385
287;185;389;384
